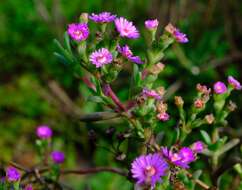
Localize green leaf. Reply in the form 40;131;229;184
200;130;211;145
87;96;105;104
64;32;72;53
53;52;69;65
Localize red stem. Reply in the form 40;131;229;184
103;84;126;112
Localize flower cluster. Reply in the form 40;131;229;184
213;76;241;94
131;141;204;188
51;11;241;190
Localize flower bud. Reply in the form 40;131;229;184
156;86;166;97
80;13;89;23
196;83;211;95
145;19;159;30
156;101;168;113
204;114;215;124
227;101;237;112
88;129;97;141
174;96;184;107
194;99;204;109
105;127;116;136
148;62;165;75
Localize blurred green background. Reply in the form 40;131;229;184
0;0;242;189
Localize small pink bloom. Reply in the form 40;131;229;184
117;45;143;64
157;112;170;121
145;19;159;30
191;141;205;153
89;48;113;68
89;12;116;23
213;81;227;94
115;17;140;39
36;125;52;139
228;76;242;90
67;23;89;41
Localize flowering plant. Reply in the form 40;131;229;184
1;12;241;190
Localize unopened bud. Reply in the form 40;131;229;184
136;95;146;105
196;83;211;95
194;99;204;109
80;13;89;23
156;101;168;113
174;96;184;107
165;23;176;34
156;86;166;97
149;63;165;75
227;101;237;112
105;127;116;136
205;114;215;124
88;129;97;141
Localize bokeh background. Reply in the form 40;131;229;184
0;0;242;189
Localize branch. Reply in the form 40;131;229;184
61;167;128;177
79;112;120;122
186;171;210;190
102;84;127;112
212;156;242;186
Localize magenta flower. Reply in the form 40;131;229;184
51;151;65;164
89;12;116;23
191;141;205;153
165;23;188;43
145;19;159;30
67;23;89;41
6;167;21;182
179;147;196;163
228;76;242;90
161;147;195;169
157;112;170;122
142;88;161;100
131;153;168;188
89;48;113;68
117;45;143;64
36;125;52;139
173;30;188;43
24;185;33;190
115;17;140;39
213;81;227;94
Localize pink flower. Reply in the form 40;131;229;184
36;125;52;139
191;141;205;153
89;48;113;68
24;185;33;190
51;151;65;164
6;167;21;182
115;17;140;39
161;147;196;169
145;19;159;30
117;45;143;64
67;23;89;41
89;12;116;23
157;112;170;122
165;23;188;43
213;81;227;94
131;153;168;188
142;88;161;100
228;76;242;90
